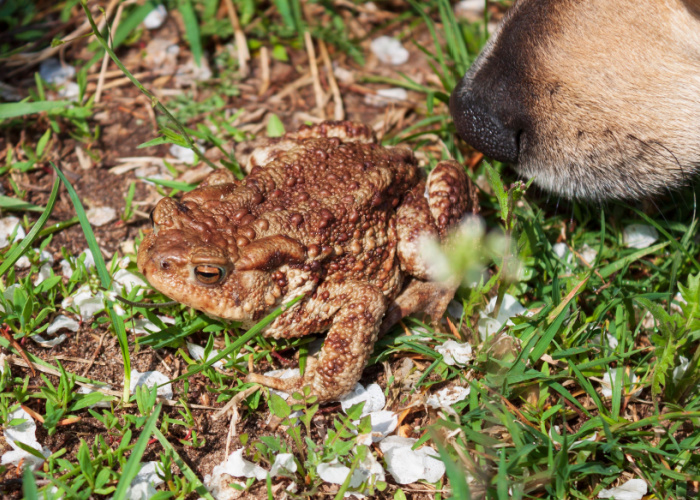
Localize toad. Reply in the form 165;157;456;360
137;121;478;401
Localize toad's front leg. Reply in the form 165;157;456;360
247;282;386;402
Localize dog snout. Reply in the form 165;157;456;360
450;75;524;164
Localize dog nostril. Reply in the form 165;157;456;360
450;80;522;164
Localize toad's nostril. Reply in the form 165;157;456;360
160;259;170;270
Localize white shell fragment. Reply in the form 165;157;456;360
127;461;166;500
379;436;445;484
364;87;408;107
591;330;619;350
435;340;473;366
33;263;53;286
143;4;167;29
130;368;173;399
1;406;51;470
176;55;213;85
204;470;246;500
57;82;80;101
36;313;77;347
552;242;574;264
77;383;113;408
113;269;148;294
187;342;224;368
39;58;76;85
598;478;648;500
600;371;642;399
169;144;196;164
0;216;25;247
317;454;385;496
221;449;268;481
86;206;117;227
340;383;385;415
622;224;659;249
426;385;471;409
579;243;598;264
369;36;409;65
673;355;690;382
61;249;96;279
63;285;105;319
128;317;171;335
454;0;485;17
356;410;399;445
478;294;526;340
269;453;297;476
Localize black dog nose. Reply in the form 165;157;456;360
450;77;522;164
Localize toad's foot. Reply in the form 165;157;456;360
247;282;386;402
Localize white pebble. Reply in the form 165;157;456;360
127;461;166;500
0;217;25;247
1;407;50;470
130;368;173;399
435;340;473;366
379;436;445;484
86;206;117;227
477;294;526;340
426;385;471;409
169;144;196;164
39;58;76;85
47;315;79;335
364;87;408;107
340;383;385;415
370;36;409;65
143;4;168;30
186;342;224;368
623;224;658;249
112;269;147;294
598;478;647;500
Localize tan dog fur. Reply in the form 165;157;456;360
450;0;700;200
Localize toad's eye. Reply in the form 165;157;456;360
194;265;225;285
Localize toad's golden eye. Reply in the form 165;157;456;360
194;265;225;285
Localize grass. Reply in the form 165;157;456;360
1;0;700;498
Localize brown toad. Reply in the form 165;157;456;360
137;121;478;401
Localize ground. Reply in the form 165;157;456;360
1;1;700;499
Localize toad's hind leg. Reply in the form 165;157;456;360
247;282;386;402
389;160;476;331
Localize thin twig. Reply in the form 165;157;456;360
223;0;250;77
304;31;326;118
259;46;270;96
318;40;344;120
95;0;131;103
80;332;106;377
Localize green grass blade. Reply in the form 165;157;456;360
112;1;158;48
0;195;44;212
598;241;670;278
51;163;132;401
153;428;215;500
432;431;471;499
23;467;39;500
112;404;162;500
0;179;59;277
180;0;203;66
168;294;304;386
0;101;70;120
